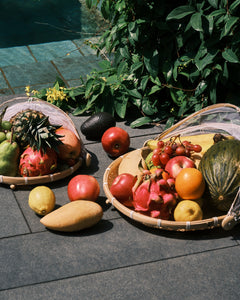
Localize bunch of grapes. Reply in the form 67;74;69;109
151;135;202;167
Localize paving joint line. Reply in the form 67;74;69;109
0;68;15;94
1;243;240;293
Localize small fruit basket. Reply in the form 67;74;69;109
0;97;91;189
103;103;240;231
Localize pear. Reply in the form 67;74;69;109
0;137;20;176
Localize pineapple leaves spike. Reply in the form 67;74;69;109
10;109;64;153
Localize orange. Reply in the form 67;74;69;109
175;168;205;200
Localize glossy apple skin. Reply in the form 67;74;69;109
164;156;196;178
101;127;130;157
67;175;100;202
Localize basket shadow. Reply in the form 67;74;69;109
117;210;239;241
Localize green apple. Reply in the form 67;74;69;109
0;132;6;143
1;121;12;131
6;131;16;141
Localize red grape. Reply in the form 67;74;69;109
157;140;165;149
192;144;202;153
160;153;170;165
152;153;161;166
164;145;173;155
175;146;186;156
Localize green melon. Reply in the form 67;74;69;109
198;139;240;211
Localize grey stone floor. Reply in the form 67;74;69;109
0;95;240;300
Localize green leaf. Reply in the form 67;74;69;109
130;61;143;73
123;86;142;99
166;6;195;20
229;0;240;13
223;61;229;80
222;48;239;63
128;22;139;42
143;49;159;78
220;16;239;39
195;51;218;71
117;61;128;77
120;46;131;60
190;12;203;32
207;0;219;9
147;85;162;96
114;97;128;118
209;9;225;18
85;78;95;98
195;81;208;97
164;117;175;130
101;0;110;19
130;116;153;128
140;76;149;92
142;98;158;115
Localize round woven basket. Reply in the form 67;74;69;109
0;97;91;188
103;103;240;231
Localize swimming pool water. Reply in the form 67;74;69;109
0;0;105;48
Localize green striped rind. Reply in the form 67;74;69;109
199;139;240;211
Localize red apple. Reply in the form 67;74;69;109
164;156;196;178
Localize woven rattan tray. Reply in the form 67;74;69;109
0;97;91;188
103;103;240;231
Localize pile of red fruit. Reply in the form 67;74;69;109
109;135;203;220
151;135;202;167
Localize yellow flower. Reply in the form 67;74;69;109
45;87;68;103
25;85;31;97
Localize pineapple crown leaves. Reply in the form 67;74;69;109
26;116;64;153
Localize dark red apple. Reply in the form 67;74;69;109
165;156;196;178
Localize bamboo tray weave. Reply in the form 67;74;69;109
0;97;91;188
103;103;240;231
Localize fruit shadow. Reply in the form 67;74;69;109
44;218;113;237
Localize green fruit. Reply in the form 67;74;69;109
6;131;16;141
0;132;6;143
199;139;240;211
1;120;12;131
0;140;20;176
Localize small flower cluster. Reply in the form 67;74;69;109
25;84;69;109
45;87;68;104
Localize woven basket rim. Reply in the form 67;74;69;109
0;97;88;187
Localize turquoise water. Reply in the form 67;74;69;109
0;0;103;48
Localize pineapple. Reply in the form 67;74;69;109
10;109;64;177
10;109;63;152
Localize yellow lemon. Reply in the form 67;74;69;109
174;200;203;222
28;186;56;216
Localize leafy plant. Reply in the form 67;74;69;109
36;0;240;128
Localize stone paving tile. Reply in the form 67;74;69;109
0;46;35;67
29;40;82;62
53;55;101;81
0;186;30;238
2;61;59;88
0;217;238;292
13;82;56;95
0;70;9;89
2;244;240;300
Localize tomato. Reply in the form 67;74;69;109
67;175;100;202
110;173;137;207
101;127;130;157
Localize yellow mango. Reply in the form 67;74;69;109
40;200;103;232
